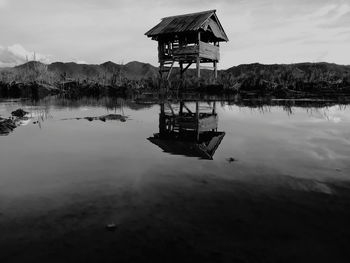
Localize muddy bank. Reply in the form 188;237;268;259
1;175;350;263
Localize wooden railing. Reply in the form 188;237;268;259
172;45;199;58
168;41;220;61
198;41;220;61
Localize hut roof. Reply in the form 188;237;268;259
145;10;229;42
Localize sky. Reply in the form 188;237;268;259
0;0;349;68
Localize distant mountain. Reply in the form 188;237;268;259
46;61;158;81
7;60;158;81
100;61;123;73
48;62;102;78
225;62;350;77
14;61;46;71
124;61;159;80
7;60;350;81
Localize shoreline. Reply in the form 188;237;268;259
1;81;350;101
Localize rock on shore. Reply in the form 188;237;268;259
0;117;17;135
0;108;29;135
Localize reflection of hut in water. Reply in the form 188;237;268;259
148;101;225;160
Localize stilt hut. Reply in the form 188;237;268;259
145;10;229;81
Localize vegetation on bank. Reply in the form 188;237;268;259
218;63;350;96
0;61;156;98
0;61;350;98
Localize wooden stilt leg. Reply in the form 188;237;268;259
196;101;200;141
180;62;183;79
196;56;200;79
159;62;163;79
159;103;165;134
214;61;217;81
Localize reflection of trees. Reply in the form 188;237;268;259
19;95;154;117
305;104;348;121
29;106;52;129
231;99;349;116
12;93;350;120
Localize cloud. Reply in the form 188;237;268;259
0;0;7;8
0;44;54;67
315;3;350;28
0;0;349;67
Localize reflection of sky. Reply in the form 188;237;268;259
217;103;350;182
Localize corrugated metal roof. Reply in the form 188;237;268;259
145;10;229;41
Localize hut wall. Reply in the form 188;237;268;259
159;39;220;62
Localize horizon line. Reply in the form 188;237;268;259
1;60;349;70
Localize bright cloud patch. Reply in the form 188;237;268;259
0;0;7;8
0;44;53;67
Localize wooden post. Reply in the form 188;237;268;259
212;101;217;131
158;41;161;61
197;31;201;80
196;101;200;141
180;62;183;79
213;61;217;81
159;61;163;79
158;41;163;79
196;56;201;79
159;103;166;135
180;101;184;116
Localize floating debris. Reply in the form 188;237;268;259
226;157;237;163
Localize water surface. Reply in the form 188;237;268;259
1;96;350;262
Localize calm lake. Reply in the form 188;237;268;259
1;95;350;262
